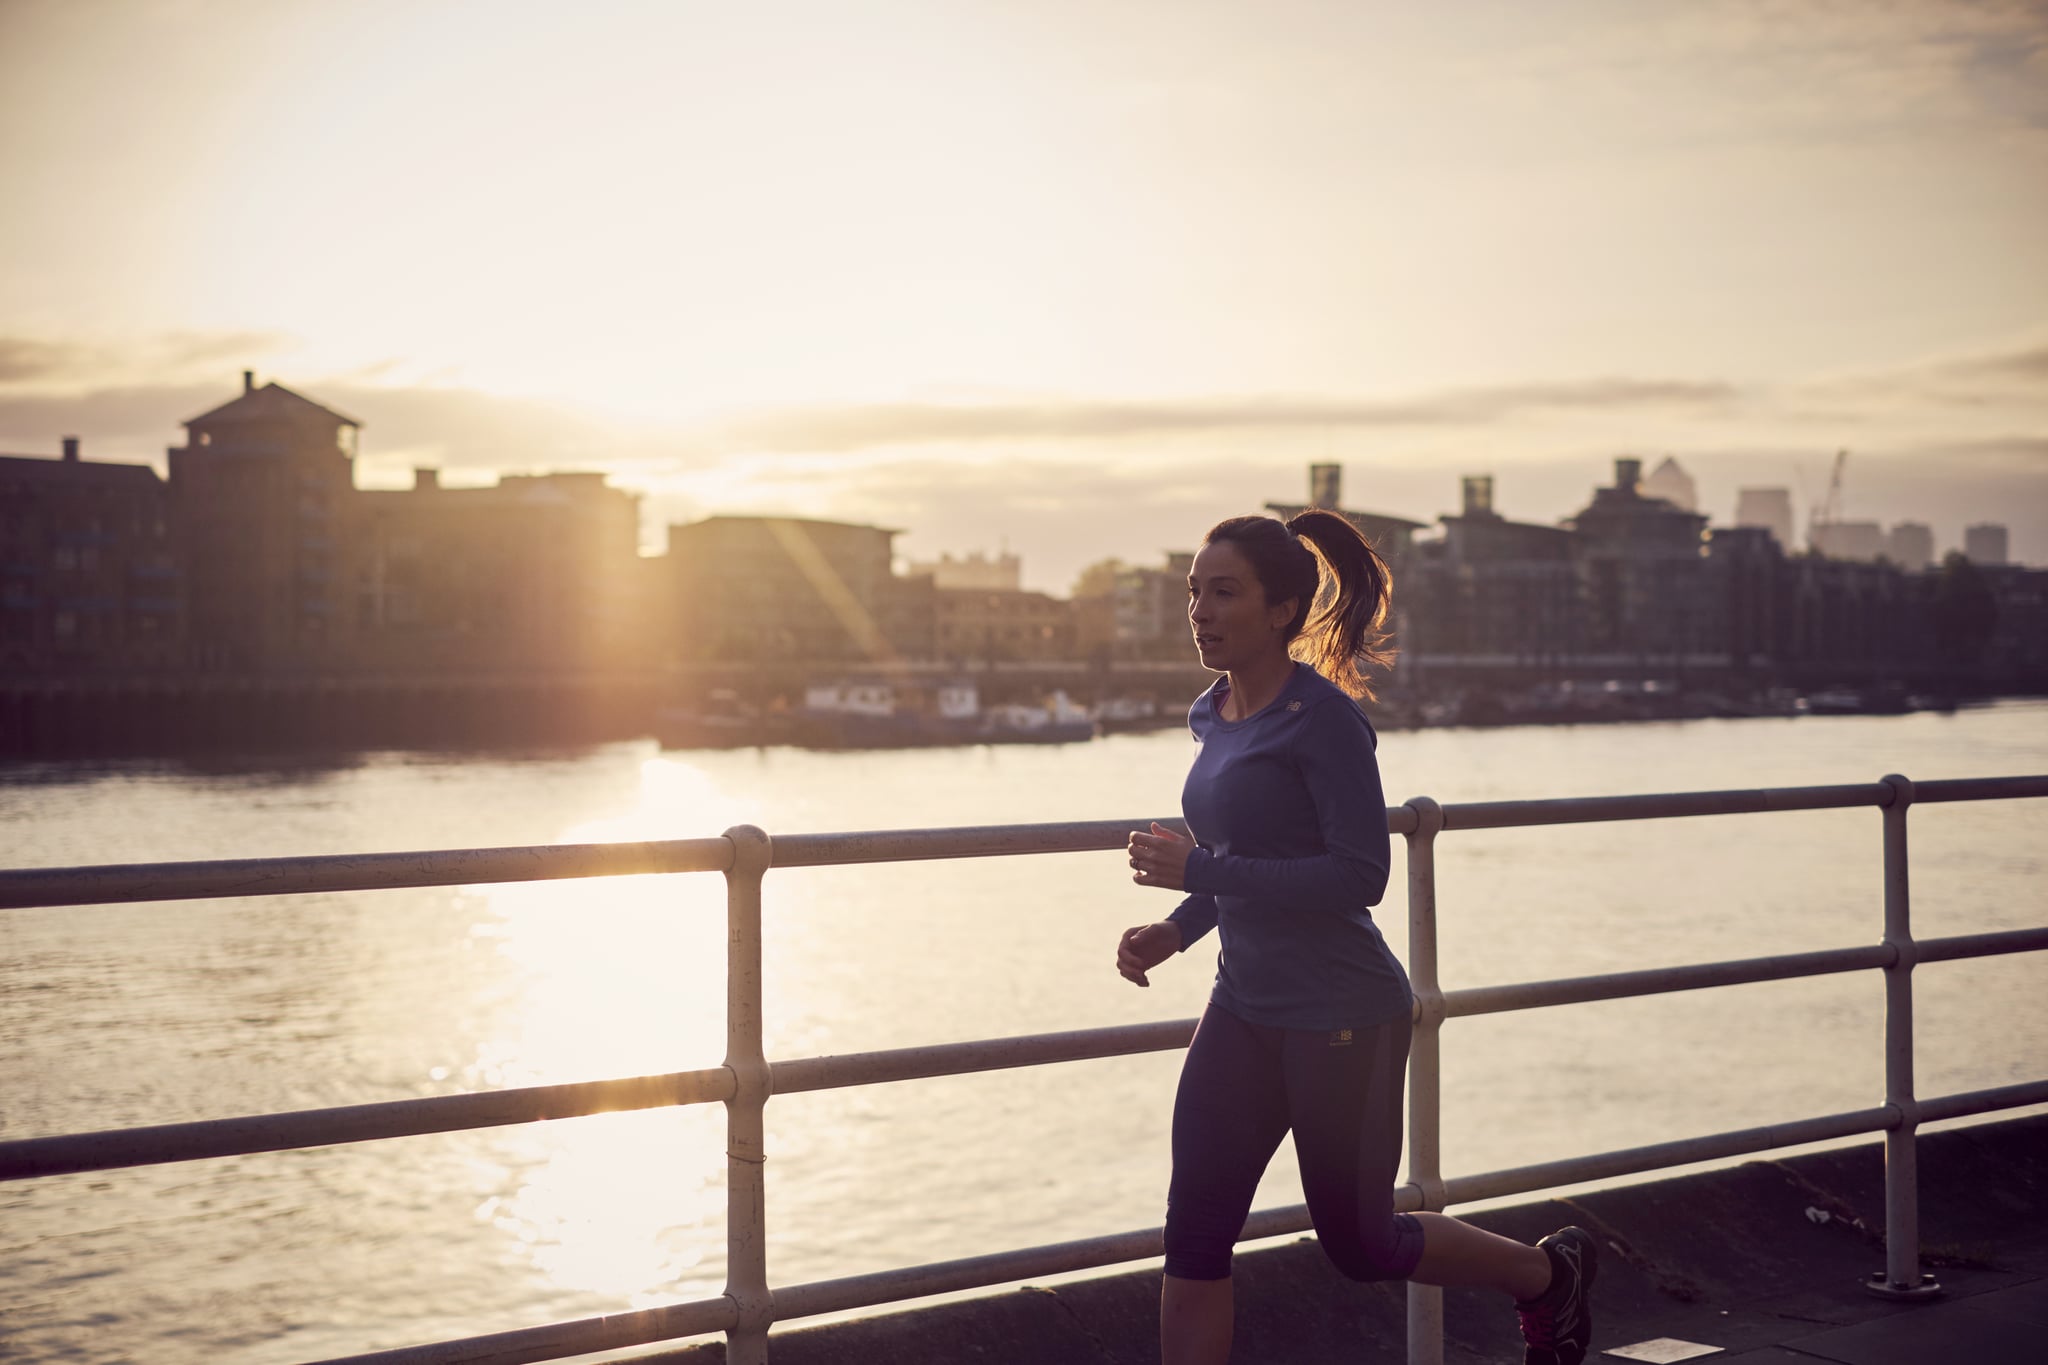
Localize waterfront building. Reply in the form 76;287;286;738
1067;563;1119;665
357;469;651;674
933;586;1075;664
1981;564;2048;682
1734;487;1796;552
0;438;186;676
1965;523;2010;566
903;549;1021;592
1111;551;1197;660
664;515;922;664
1703;526;1785;674
1401;474;1581;672
1565;457;1715;665
1783;555;1911;680
167;373;364;672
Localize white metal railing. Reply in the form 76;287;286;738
1;773;2045;1365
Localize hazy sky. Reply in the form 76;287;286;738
2;0;2043;587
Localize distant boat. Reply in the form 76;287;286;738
797;678;1096;747
654;689;789;749
1804;688;1865;716
794;677;982;747
980;690;1096;744
1093;696;1183;734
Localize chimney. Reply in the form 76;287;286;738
1461;474;1494;518
1309;463;1342;510
243;369;255;394
61;436;80;463
413;468;440;491
1615;457;1642;492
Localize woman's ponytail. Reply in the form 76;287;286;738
1201;508;1396;700
1283;508;1395;700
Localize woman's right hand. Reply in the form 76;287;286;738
1116;921;1183;988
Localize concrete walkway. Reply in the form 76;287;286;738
649;1112;2048;1364
1707;1274;2047;1363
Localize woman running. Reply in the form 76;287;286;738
1118;509;1596;1365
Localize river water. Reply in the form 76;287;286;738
3;704;2045;1362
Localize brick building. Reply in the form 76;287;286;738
0;438;185;675
168;374;363;671
663;515;923;664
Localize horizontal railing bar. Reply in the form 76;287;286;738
1444;943;1895;1017
0;1069;735;1181
1913;775;2048;803
771;1019;1197;1094
1916;925;2048;963
1918;1079;2048;1123
765;818;1191;867
0;837;736;911
1441;1106;1899;1205
1441;782;1890;832
5;775;2041;908
299;1295;737;1365
13;923;2043;1183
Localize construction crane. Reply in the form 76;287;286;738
1805;448;1849;550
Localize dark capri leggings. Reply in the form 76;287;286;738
1164;1003;1424;1282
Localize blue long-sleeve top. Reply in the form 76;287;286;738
1165;663;1412;1032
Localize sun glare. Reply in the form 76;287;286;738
457;754;753;1303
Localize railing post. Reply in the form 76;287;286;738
1868;776;1939;1300
1403;796;1447;1365
722;825;777;1360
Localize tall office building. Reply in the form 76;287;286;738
1886;522;1934;573
1642;456;1698;512
1811;521;1886;562
1735;488;1796;551
1964;524;2009;566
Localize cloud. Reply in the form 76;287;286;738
691;378;1739;455
0;330;296;390
1502;0;2048;138
1790;336;2048;415
1885;432;2048;468
0;338;90;385
0;372;651;476
0;344;1741;469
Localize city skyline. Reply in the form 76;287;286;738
3;0;2044;590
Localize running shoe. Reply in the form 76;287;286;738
1516;1225;1598;1365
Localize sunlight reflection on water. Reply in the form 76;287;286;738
462;757;742;1308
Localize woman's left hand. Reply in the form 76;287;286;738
1128;822;1194;890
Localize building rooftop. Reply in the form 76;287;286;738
183;379;360;430
0;453;165;488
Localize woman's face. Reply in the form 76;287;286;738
1187;539;1297;672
